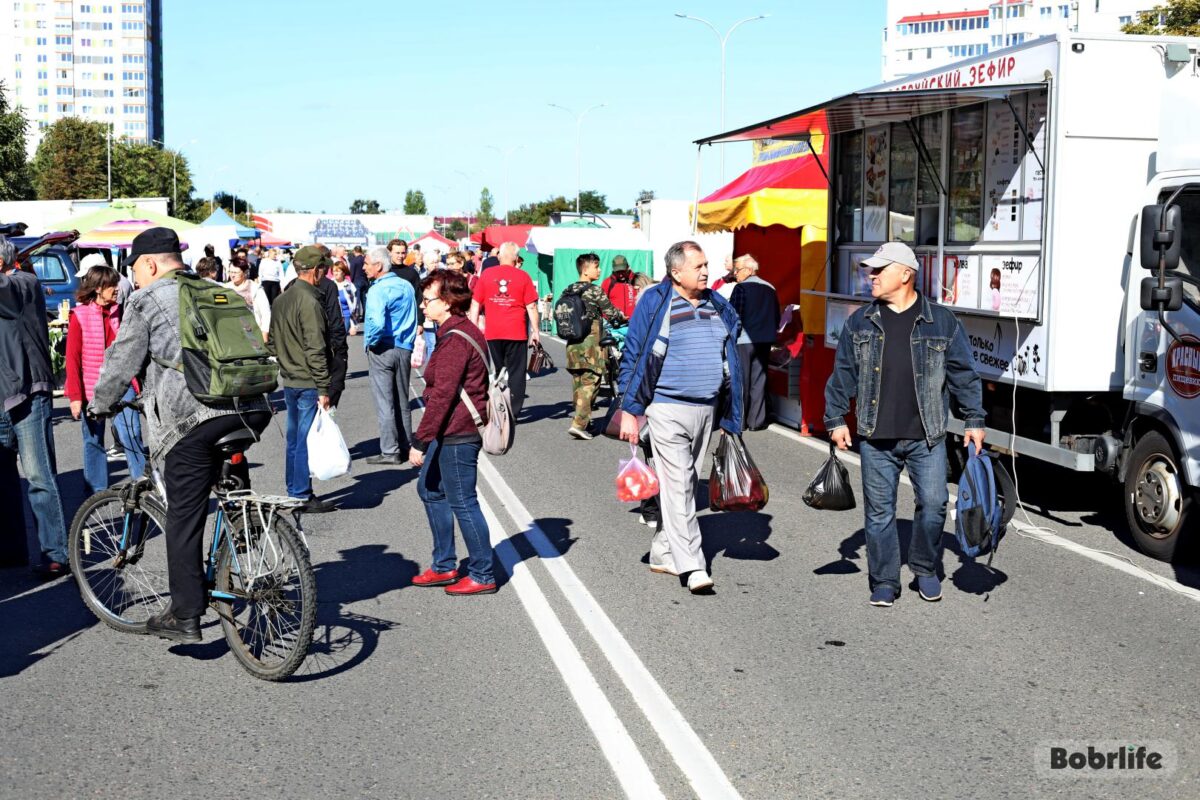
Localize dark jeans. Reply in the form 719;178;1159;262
859;437;950;592
0;393;68;565
488;339;528;418
283;387;318;500
163;414;267;619
261;280;281;306
739;342;772;430
417;439;493;584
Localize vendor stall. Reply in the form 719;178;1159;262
524;226;653;298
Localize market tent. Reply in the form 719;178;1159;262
200;207;258;239
410;230;456;256
46;201;197;238
480;224;534;251
553;218;604;228
77;218;197;248
255;231;292;247
525;226;653;296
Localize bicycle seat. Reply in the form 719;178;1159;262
214;428;259;455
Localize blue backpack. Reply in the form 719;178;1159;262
954;444;1017;566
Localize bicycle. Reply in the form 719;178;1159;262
598;324;626;400
67;401;317;681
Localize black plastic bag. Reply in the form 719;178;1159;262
803;443;856;511
709;434;769;512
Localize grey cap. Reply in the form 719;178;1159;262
862;241;919;271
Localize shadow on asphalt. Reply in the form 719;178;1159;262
0;571;95;677
323;460;417;509
700;512;779;568
490;518;577;590
517;400;573;425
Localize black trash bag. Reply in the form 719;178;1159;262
709;434;769;512
803;443;856;511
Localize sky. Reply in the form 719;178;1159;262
165;0;886;217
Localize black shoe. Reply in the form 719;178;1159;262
300;497;336;514
365;453;403;466
32;561;69;580
145;607;202;643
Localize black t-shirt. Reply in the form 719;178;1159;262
870;301;925;441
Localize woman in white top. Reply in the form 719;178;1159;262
226;260;271;341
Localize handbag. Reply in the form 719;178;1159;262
447;329;515;456
528;341;555;376
708;434;769;512
802;443;856;511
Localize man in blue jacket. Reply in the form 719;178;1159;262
363;245;418;466
617;241;743;594
824;241;986;607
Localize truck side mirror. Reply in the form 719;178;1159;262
1140;276;1184;312
1139;204;1182;270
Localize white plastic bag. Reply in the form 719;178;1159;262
411;333;427;368
307;407;351;480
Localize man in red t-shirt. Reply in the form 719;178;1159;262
599;254;637;318
469;241;540;417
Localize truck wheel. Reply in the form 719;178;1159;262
1124;430;1194;561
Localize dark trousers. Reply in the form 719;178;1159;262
738;342;772;430
162;414;265;619
261;280;281;306
353;280;368;323
488;339;528;418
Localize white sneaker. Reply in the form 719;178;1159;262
649;561;679;576
568;425;593;440
687;571;714;593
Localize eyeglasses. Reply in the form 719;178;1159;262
419;294;441;306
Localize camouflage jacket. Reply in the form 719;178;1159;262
564;281;627;371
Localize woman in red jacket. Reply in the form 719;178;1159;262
408;269;496;595
64;265;146;494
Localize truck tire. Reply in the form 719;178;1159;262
1124;430;1194;561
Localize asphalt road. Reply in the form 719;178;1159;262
2;336;1197;800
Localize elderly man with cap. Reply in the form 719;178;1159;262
600;254;637;318
823;241;986;608
728;254;780;431
90;227;272;641
268;245;337;512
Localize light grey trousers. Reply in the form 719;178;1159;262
367;346;414;456
646;402;715;575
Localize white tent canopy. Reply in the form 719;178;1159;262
525;226;652;257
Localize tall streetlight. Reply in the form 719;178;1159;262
149;138;197;213
455;169;477;234
548;102;605;215
674;12;769;182
486;144;523;226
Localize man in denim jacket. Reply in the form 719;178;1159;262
824;242;986;607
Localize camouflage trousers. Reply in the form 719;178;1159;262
569;368;603;429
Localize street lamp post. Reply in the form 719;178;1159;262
486;144;523;226
674;12;768;182
548;102;605;215
455;169;477;235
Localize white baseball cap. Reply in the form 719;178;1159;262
862;241;919;271
75;252;109;277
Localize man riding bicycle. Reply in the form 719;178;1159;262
90;227;270;643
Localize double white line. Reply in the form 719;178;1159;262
476;456;744;800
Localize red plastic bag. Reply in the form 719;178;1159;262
616;444;659;502
709;433;768;512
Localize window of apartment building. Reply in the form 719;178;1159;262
55;68;66;78
13;69;21;79
56;102;73;112
1059;4;1069;17
37;53;47;62
37;69;47;79
37;87;47;95
102;4;111;11
79;3;91;11
54;34;71;44
37;103;48;113
80;37;90;45
102;71;112;79
1119;15;1131;24
1040;5;1051;16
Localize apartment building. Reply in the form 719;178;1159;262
1;0;163;154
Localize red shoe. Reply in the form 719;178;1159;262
444;576;497;595
413;568;459;587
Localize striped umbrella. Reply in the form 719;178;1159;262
76;218;192;249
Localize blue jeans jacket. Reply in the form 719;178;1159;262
823;296;985;446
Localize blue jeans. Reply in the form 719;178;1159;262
0;393;68;564
283;387;318;499
81;386;146;494
423;329;437;358
859;437;949;592
416;439;493;584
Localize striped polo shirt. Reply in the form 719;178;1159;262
653;292;728;406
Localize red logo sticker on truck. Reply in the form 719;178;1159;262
1166;335;1200;399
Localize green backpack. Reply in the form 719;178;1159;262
155;270;278;403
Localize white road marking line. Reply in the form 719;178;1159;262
767;423;1200;604
479;457;745;800
477;494;666;800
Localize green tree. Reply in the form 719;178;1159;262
350;198;381;214
31;117;109;199
404;189;428;215
0;82;35;201
579;189;608;215
448;218;467;236
508;194;573;226
111;142;195;213
1122;0;1200;34
475;187;495;230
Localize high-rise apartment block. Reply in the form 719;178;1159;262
882;0;1148;79
1;0;163;154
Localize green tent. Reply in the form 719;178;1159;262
548;249;653;298
525;226;654;298
45;200;197;235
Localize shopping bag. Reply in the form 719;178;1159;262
616;444;659;502
528;342;555;376
802;443;856;511
411;334;427;369
708;434;769;512
604;408;647;440
307;407;351;480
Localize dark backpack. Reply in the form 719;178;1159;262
554;287;588;342
954;443;1017;566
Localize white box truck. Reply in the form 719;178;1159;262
699;34;1200;559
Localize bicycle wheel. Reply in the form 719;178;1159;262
214;510;316;681
68;487;170;633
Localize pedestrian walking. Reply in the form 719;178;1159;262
267;245;336;514
258;248;282;305
310;254;349;409
363;245;419;466
64;264;147;496
617;241;744;594
728;255;780;431
468;241;540;418
225;260;271;341
349;245;367;323
331;263;358;334
600;254;637;318
409;269;497;595
387;239;420;296
562;253;628;439
0;236;70;576
203;244;225;282
824;241;987;607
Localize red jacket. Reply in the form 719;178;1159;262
601;273;637;318
413;314;489;451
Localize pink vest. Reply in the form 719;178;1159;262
74;302;120;401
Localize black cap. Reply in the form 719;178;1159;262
122;226;181;268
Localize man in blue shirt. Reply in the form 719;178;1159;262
617;241;744;594
363;245;418;466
